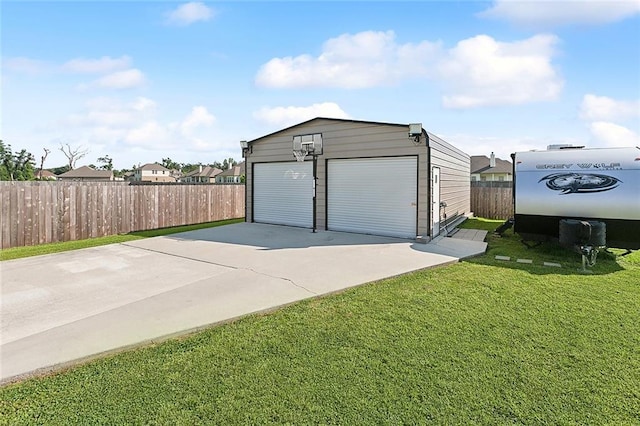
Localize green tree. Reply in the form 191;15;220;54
0;140;13;180
97;155;113;170
113;168;130;179
181;163;199;174
50;165;71;175
13;149;36;180
221;157;237;170
0;140;36;181
161;157;181;170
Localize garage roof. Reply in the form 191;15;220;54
247;117;413;145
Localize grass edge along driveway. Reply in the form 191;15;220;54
1;218;638;424
0;218;244;261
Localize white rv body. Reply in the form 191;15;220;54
513;146;640;249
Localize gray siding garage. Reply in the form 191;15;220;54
243;118;470;240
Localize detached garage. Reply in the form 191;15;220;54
242;118;470;241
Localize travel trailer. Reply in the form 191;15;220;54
510;145;640;251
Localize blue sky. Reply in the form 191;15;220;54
2;1;639;170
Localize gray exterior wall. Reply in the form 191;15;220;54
428;132;471;227
245;118;470;239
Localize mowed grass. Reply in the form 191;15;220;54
1;219;639;424
0;218;244;261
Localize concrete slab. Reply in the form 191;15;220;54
415;235;487;259
1;223;487;383
450;228;488;242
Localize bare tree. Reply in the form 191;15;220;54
59;143;89;169
38;148;50;179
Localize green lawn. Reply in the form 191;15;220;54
0;218;244;261
1;219;638;424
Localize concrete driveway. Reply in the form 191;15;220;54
1;223;486;383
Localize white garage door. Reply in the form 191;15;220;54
253;162;313;228
328;157;418;238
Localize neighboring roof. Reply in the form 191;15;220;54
58;165;113;179
218;162;246;177
247;117;412;144
36;169;57;178
470;155;512;175
182;166;223;178
138;163;170;171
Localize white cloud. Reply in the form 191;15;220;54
580;94;640;121
96;69;145;89
61;97;220;153
578;94;640;147
165;2;214;26
131;97;157;112
65;97;156;128
125;121;170;147
62;56;131;74
588;121;640;147
2;57;49;74
479;0;640;27
255;30;562;109
255;30;440;89
253;102;351;127
180;106;216;135
439;34;562;108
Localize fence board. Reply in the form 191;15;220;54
69;185;76;242
16;185;25;247
0;182;245;249
470;182;513;220
1;184;9;248
24;185;33;246
35;185;42;245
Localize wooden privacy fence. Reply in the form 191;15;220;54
0;182;245;249
471;181;513;220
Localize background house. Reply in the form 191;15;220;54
180;166;222;183
35;169;58;180
216;162;245;183
132;163;176;182
57;166;114;181
470;153;512;182
242;117;469;240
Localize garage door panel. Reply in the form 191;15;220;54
328;157;417;238
253;162;313;228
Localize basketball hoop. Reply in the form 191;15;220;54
293;149;308;162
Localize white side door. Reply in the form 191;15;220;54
432;167;441;237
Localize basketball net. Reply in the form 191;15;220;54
293;149;308;162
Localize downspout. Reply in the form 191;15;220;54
425;130;432;239
244;143;250;223
312;154;317;233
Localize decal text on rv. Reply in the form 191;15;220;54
536;164;573;169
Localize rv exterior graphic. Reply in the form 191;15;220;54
512;146;640;250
